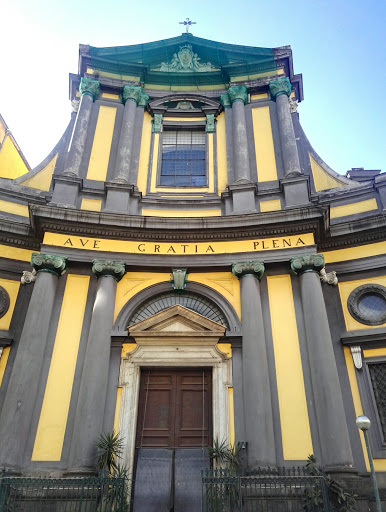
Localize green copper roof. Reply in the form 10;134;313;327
87;34;277;87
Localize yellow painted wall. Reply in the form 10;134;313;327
0;136;29;179
0;347;10;389
338;276;386;331
137;112;153;194
252;107;278;182
344;347;386;471
142;209;221;217
32;275;90;461
86;106;117;181
251;93;268;101
0;243;33;262
81;198;102;212
363;348;386;358
21;154;57;191
113;387;123;433
267;275;313;460
324;241;386;264
228;387;235;447
216;112;228;195
0;199;29;218
102;93;120;100
260;199;281;212
188;272;241;320
330;198;378;219
310;154;347;192
0;278;20;330
163;117;206;122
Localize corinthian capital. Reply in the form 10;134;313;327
228;85;248;105
290;254;325;275
232;260;265;281
121;85;150;107
31;253;67;277
79;77;101;101
92;260;126;281
269;77;292;101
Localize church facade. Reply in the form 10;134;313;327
0;33;385;508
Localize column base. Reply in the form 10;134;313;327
280;175;310;208
50;175;82;208
104;182;141;215
225;181;257;214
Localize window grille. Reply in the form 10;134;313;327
160;130;206;187
368;362;386;440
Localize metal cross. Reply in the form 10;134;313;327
179;18;196;33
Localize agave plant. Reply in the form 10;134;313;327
95;430;124;474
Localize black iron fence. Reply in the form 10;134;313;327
202;468;331;512
0;472;127;512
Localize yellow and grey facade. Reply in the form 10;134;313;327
0;33;385;508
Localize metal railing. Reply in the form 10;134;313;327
202;468;331;512
0;472;127;512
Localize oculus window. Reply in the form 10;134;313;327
160;130;206;187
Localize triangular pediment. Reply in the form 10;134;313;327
129;304;226;338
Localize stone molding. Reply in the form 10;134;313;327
350;346;363;370
79;77;100;101
0;287;10;319
21;269;37;284
205;113;216;133
319;268;338;285
31;253;67;277
228;85;248;105
231;260;265;281
152;113;163;133
290;254;325;275
347;283;386;326
269;77;291;101
121;85;150;107
92;259;126;281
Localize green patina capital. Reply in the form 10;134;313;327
205;114;216;133
79;77;101;101
31;253;67;277
228;85;248;105
219;93;231;109
152;113;163;133
232;260;265;281
290;254;325;275
269;77;291;101
92;260;126;281
121;85;150;107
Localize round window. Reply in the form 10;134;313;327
348;284;386;326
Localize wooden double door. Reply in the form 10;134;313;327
135;368;212;449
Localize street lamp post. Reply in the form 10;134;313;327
356;415;382;512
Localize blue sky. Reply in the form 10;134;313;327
1;0;385;174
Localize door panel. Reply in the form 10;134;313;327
135;368;212;449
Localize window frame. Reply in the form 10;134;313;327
156;121;209;189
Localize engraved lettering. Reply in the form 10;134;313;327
254;242;260;249
167;246;176;253
283;239;292;247
262;240;269;249
80;239;89;247
206;245;215;253
181;244;189;253
64;238;73;246
138;244;145;252
195;245;198;253
296;238;305;246
93;240;100;249
154;245;160;253
272;239;279;248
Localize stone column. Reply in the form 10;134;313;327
51;77;100;206
105;86;149;214
269;78;309;207
232;261;276;468
291;254;355;471
0;253;67;468
228;86;251;182
269;78;300;178
68;260;125;472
